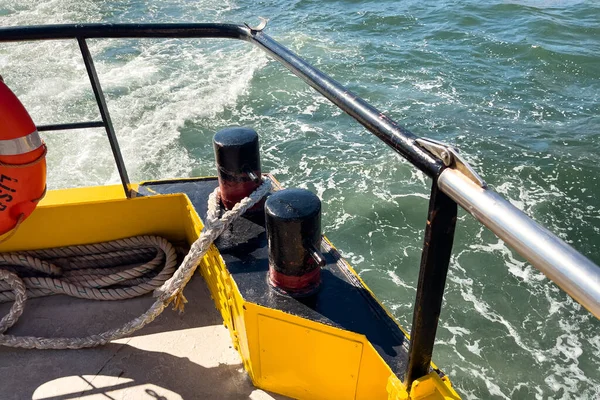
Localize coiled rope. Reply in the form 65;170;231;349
0;178;271;349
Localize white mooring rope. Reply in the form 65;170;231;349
0;178;271;349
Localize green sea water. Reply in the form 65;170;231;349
1;0;599;398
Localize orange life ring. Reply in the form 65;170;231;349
0;80;47;236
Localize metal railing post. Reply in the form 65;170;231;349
77;37;131;198
405;180;457;389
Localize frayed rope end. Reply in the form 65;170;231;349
172;292;188;313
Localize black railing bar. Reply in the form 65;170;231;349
247;29;600;322
0;23;249;42
404;182;457;389
249;32;442;178
0;23;443;178
37;121;104;132
77;37;131;198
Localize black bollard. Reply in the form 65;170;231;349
213;127;262;210
265;188;326;297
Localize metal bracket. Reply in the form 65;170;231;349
244;17;269;32
416;138;486;188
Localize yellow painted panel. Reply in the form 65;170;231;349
355;340;398;400
194;235;256;378
0;192;189;252
257;313;363;400
39;184;138;206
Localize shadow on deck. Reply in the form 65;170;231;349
0;274;288;400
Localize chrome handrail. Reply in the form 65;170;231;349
439;168;600;318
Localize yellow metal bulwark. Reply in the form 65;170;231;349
197;246;461;400
190;207;460;400
0;185;187;252
2;184;460;400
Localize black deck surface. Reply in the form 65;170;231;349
138;177;411;378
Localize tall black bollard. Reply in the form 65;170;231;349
213;127;262;210
265;188;326;297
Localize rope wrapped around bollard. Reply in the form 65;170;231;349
0;178;271;349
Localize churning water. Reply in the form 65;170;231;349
1;0;599;398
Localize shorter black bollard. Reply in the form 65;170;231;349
265;188;326;297
213;127;262;210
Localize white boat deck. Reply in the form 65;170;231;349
0;274;288;400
